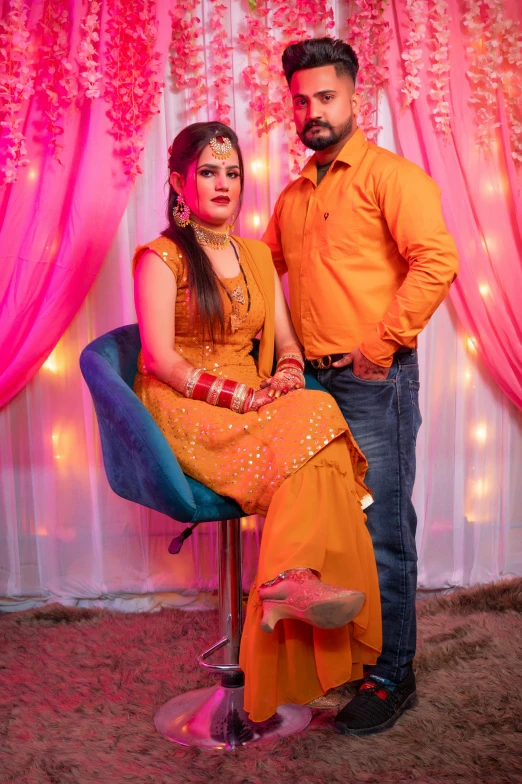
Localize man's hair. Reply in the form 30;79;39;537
282;37;359;87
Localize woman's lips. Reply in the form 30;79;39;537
211;197;230;203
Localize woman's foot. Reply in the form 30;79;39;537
259;569;365;633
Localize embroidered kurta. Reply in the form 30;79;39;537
132;235;368;516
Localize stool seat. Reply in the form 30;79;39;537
80;324;244;523
80;324;316;749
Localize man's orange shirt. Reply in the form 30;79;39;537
262;129;459;366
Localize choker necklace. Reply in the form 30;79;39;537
190;220;230;249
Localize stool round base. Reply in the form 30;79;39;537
154;683;312;750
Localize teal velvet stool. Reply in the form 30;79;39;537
80;324;320;750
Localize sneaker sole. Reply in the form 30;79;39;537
334;692;419;737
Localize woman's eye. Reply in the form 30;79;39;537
322;95;333;102
200;169;214;177
227;171;239;178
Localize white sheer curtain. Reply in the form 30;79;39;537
1;1;521;612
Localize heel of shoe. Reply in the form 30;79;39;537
260;600;282;633
260;591;366;633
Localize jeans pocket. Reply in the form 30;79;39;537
347;364;397;384
408;380;422;441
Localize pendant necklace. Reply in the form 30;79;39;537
219;242;251;333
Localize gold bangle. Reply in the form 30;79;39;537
278;352;304;365
231;384;247;413
206;377;225;406
184;368;204;398
277;364;304;374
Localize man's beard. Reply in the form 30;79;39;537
298;116;353;151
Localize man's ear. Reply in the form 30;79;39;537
352;89;361;117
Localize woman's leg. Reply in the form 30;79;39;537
240;435;382;722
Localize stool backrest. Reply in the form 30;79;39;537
79;324;197;522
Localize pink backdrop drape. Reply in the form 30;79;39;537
0;1;172;409
386;0;522;410
1;0;521;611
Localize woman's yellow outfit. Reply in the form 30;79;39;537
133;235;382;722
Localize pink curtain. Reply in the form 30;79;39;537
0;1;172;409
386;0;522;409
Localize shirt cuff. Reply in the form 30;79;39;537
359;335;399;368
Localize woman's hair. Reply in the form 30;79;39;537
161;121;244;343
282;37;359;87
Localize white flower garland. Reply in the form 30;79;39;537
401;0;427;106
78;0;103;100
428;0;451;135
0;0;35;185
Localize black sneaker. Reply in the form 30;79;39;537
334;669;418;736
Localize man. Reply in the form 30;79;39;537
262;37;459;736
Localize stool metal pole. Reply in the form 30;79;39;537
218;518;242;670
154;519;312;750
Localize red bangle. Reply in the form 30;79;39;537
276;357;304;372
217;378;238;407
192;372;217;402
242;388;255;413
184;369;254;414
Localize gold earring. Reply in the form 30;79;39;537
173;193;190;227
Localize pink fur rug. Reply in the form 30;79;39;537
1;578;521;784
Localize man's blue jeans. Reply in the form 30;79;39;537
311;349;421;682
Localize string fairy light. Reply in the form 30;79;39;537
251;159;265;175
474;478;489;498
466;336;478;353
474;424;488;443
43;347;60;373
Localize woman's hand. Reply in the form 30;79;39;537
249;388;278;412
260;369;305;398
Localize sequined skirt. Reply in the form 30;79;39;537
134;369;368;516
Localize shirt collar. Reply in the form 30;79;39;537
300;128;367;184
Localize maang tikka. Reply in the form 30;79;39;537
209;134;233;160
173;192;190;227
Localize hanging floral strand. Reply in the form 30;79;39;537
103;0;164;179
209;0;233;124
346;0;392;142
427;0;451;135
239;0;283;135
486;0;522;164
0;0;35;185
499;17;522;163
169;0;207;116
461;0;501;149
35;0;77;161
400;0;427;107
77;0;103;100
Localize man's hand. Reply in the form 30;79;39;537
332;347;389;380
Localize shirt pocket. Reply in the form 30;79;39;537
314;200;360;259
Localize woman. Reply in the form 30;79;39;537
133;122;381;722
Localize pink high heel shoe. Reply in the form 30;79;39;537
259;569;365;633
